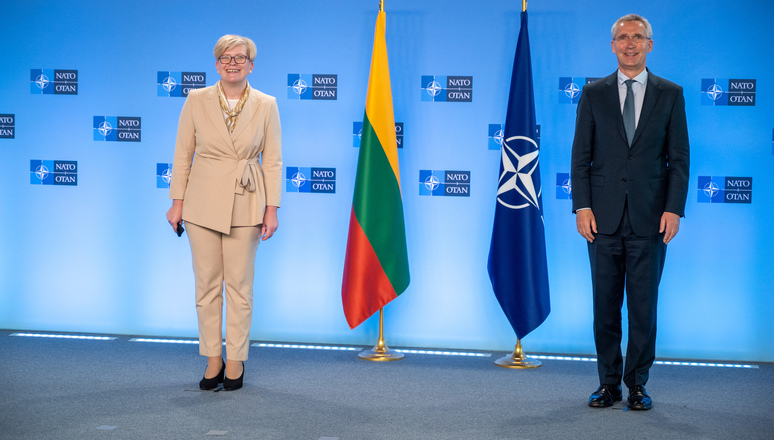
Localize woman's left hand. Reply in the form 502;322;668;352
261;206;279;240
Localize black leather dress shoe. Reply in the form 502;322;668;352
588;384;623;407
199;360;225;390
223;361;244;391
628;385;653;410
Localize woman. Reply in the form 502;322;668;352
166;35;282;391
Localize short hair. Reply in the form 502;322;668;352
611;14;653;39
213;35;257;61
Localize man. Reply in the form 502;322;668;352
570;14;689;411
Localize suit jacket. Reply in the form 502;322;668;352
571;70;690;236
169;85;282;235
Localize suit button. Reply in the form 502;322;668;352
622;178;627;182
628;156;633;160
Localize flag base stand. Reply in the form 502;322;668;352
358;309;404;361
495;340;542;369
357;338;404;361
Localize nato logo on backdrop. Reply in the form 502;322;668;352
157;164;172;189
701;79;756;106
93;117;141;142
157;72;206;97
352;122;403;148
556;173;572;200
697;176;753;203
30;160;77;186
30;69;78;95
421;76;473;102
419;170;471;197
488;124;504;150
489;124;540;150
287;74;337;100
286;167;336;193
558;77;601;104
0;114;14;139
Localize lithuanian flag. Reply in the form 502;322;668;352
342;8;410;330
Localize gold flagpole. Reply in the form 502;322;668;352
355;0;402;363
358;308;404;361
495;339;542;369
494;0;542;370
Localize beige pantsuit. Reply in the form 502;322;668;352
187;222;260;360
169;84;282;361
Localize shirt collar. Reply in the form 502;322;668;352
618;69;648;86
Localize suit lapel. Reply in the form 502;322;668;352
602;73;627;145
230;90;258;144
632;71;662;147
204;86;235;150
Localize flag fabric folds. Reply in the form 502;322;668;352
487;11;551;340
342;10;410;330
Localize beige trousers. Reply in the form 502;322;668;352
186;222;261;361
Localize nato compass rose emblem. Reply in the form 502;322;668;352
161;167;172;185
98;120;113;137
162;75;177;92
706;83;723;101
497;135;543;212
291;171;307;188
35;164;50;181
292;79;308;96
423;174;441;191
564;81;581;100
493;129;504;146
35;74;51;90
425;80;443;97
561;177;572;196
703;180;720;198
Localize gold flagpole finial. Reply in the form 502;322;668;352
380;0;384;12
522;0;527;12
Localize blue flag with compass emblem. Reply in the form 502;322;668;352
487;11;550;340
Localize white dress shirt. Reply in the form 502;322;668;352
618;69;648;130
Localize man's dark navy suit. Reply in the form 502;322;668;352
571;69;689;387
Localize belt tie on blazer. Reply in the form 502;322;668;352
236;158;259;195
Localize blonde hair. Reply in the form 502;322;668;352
213;35;257;61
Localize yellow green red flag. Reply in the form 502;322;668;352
341;9;410;329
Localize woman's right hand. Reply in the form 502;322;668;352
166;199;183;233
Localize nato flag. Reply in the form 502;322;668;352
487;11;550;340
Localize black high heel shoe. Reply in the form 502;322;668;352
199;359;225;390
223;361;244;391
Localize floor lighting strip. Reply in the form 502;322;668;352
529;355;756;369
5;333;759;368
531;355;596;362
253;343;359;351
129;338;200;344
394;349;491;358
10;332;116;340
654;360;757;369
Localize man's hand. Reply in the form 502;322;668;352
660;212;681;244
576;209;597;243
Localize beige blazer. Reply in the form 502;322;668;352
169;85;282;235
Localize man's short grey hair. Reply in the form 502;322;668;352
611;14;653;39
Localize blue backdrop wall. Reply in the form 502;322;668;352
1;0;772;362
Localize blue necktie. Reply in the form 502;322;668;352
623;79;635;147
